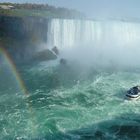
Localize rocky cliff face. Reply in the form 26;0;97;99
0;16;49;63
0;16;49;42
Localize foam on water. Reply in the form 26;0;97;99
0;63;140;139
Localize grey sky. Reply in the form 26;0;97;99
0;0;140;19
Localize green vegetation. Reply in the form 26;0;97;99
0;3;85;18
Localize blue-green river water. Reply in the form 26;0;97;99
0;61;140;140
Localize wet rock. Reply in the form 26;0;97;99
60;58;67;65
52;46;59;55
33;49;57;61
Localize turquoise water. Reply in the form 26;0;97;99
0;61;140;140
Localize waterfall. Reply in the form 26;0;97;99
47;19;140;49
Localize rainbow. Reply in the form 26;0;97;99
0;47;29;97
0;47;35;127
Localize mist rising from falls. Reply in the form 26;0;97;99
47;19;140;68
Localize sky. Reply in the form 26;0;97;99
0;0;140;19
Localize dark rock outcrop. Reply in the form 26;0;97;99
60;58;67;65
33;49;57;61
52;46;59;55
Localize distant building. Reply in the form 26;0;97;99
0;5;14;10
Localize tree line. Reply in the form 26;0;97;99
0;3;85;18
